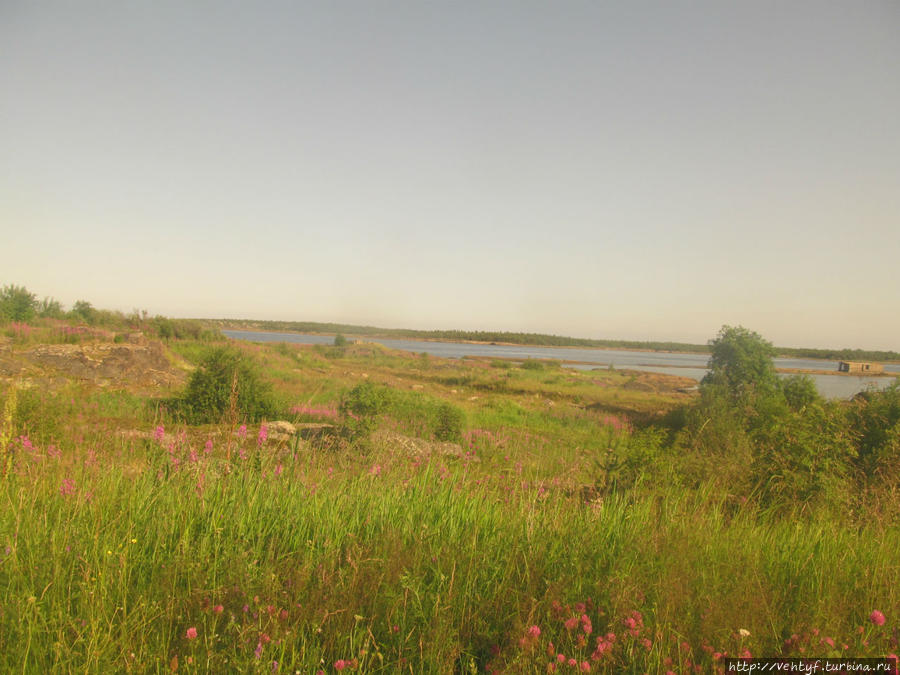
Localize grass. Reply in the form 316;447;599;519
1;332;899;673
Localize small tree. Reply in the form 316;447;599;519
182;346;277;423
0;285;37;322
333;333;347;347
702;325;779;402
339;381;386;442
70;300;97;325
37;297;65;319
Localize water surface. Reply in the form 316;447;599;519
222;330;897;399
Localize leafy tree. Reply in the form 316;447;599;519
333;333;347;347
70;300;97;325
181;346;277;423
0;285;37;321
37;297;65;319
702;325;778;401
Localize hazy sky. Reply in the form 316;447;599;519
2;2;898;349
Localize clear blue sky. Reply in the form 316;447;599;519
2;1;898;350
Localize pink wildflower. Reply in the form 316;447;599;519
871;610;887;626
238;424;247;439
334;660;347;671
257;424;268;446
214;604;224;614
60;478;76;497
528;625;541;639
204;439;213;453
154;425;164;441
185;626;197;640
580;662;591;672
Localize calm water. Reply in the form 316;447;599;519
222;330;898;400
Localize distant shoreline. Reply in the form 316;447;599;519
214;321;900;365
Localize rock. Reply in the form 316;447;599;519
295;423;335;440
266;420;297;442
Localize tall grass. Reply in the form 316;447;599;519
1;427;898;673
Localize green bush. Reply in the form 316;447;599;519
850;383;900;482
434;402;465;442
339;381;387;442
751;402;856;513
181;346;277;423
780;375;820;411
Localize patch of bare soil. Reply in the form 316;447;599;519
0;339;187;392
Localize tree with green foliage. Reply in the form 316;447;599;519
37;297;65;319
702;325;778;401
333;333;347;347
181;346;277;423
0;285;37;322
70;300;97;325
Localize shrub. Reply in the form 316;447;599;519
780;375;820;411
181;346;277;424
333;333;347;347
850;383;900;482
751;402;856;513
339;382;387;442
434;402;465;442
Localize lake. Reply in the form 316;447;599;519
222;330;898;400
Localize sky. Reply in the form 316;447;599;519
2;1;898;350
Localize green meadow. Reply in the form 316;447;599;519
1;292;899;673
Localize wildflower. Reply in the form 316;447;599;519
255;642;263;659
528;625;541;639
238;424;247;439
739;628;751;638
274;464;284;477
204;439;213;453
581;613;593;635
185;627;197;640
580;662;591;672
871;610;887;626
60;478;76;497
334;660;347;671
214;604;224;614
154;425;165;441
258;424;268;447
